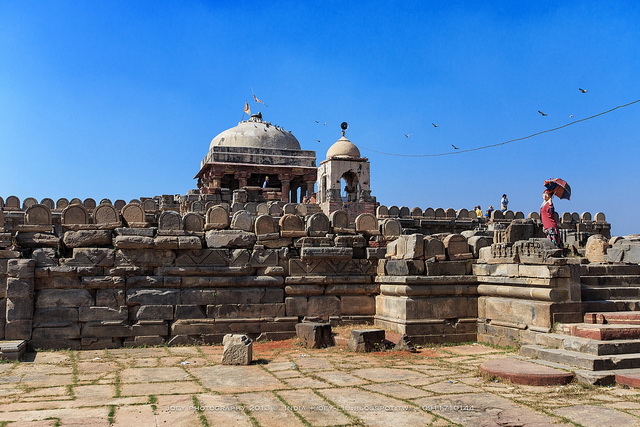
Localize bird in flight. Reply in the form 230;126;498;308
451;144;459;150
404;134;411;138
432;123;438;127
315;139;321;142
538;110;548;116
579;88;588;93
323;122;327;125
315;120;319;123
569;115;574;118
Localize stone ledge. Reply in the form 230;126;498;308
479;357;573;386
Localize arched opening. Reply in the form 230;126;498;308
340;171;359;202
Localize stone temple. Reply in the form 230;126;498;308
3;113;640;386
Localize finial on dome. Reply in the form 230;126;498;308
340;121;348;137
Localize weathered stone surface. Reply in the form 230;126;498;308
16;231;60;248
300;247;353;260
480;357;573;385
33;307;79;326
96;289;126;308
126;289;179;306
222;334;252;365
205;230;256;248
31;248;57;267
307;296;340;316
134;305;174;320
25;204;52;225
93;204;121;226
254;214;278;236
6;278;34;299
295;322;335;348
385;260;425;276
334;235;366;248
424;236;446;261
208;303;285;318
230;210;253;232
36;289;93;308
183;212;204;232
279;214;306;237
174;248;229;266
79;306;128;322
6;297;34;321
153;235;179;249
443;234;471;260
586;234;610;263
82;321;133;338
205;206;230;230
553;405;638;427
114;235;155;249
63;248;115;267
424;260;472;276
306;213;330;237
115;227;156;237
63;230;112;248
158;210;182;230
355;213;379;235
348;329;386;352
121;203;146;226
340;295;375;315
285;296;308;316
381;218;401;240
174;304;206;319
62;204;90;225
115;249;175;267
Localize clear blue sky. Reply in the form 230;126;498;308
1;1;639;235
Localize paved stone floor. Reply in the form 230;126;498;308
1;340;640;426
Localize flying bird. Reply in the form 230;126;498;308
538;110;548;116
432;123;438;127
404;134;411;138
315;120;319;123
451;144;459;150
323;122;327;125
579;88;588;93
569;115;574;118
315;139;321;142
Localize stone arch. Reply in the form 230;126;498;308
56;198;69;210
40;198;55;210
279;214;305;237
158;210;182;231
255;214;278;235
70;198;83;206
376;205;389;218
121;203;145;227
93;204;120;226
410;207;423;217
205;206;230;230
388;206;400;217
423;208;435;219
23;197;38;210
355;213;379;235
330;210;350;230
5;196;20;210
83;198;97;211
114;200;126;211
25;204;52;225
306;212;330;236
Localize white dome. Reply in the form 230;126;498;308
209;114;300;151
326;136;361;159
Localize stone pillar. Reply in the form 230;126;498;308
235;171;249;189
280;179;291;203
5;259;35;340
306;181;315;199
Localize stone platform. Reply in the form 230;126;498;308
0;340;638;426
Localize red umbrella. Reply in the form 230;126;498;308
544;178;571;200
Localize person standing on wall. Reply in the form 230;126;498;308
500;194;509;212
540;190;563;249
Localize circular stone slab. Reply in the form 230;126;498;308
480;358;573;386
615;372;640;388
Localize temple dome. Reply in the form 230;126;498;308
326;136;361;159
208;113;301;151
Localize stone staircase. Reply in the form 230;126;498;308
519;264;640;384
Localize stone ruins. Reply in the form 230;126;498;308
2;114;640;384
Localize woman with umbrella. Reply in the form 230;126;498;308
540;178;571;249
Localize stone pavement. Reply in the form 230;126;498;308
1;339;640;426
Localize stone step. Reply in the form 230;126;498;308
562;323;640;340
581;275;640;287
582;286;640;300
582;300;640;312
580;265;640;276
479;357;573;386
520;344;640;371
515;356;620;385
536;331;640;355
584;312;640;325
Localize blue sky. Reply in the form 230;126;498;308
1;1;639;234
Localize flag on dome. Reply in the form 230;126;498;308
243;101;251;116
253;94;268;107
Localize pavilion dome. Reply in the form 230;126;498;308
326;136;361;159
208;113;301;151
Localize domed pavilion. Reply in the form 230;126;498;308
195;113;317;203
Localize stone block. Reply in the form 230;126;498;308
132;322;168;336
170;319;216;335
63;248;115;267
115;249;175;267
114;235;155;249
79;306;128;322
285;296;308;316
174;249;229;266
32;248;58;267
33;307;79;326
134;305;174;320
7;259;36;279
403;234;424;259
6;278;34;299
178;236;202;250
5;320;32;340
222;334;252;365
207;303;286;318
300;247;353;260
154;236;179;249
81;337;121;350
131;335;165;346
82;321;133;338
307;296;340;316
126;289;179;306
586;234;610;263
115;227;156;237
205;230;256;249
63;230;112;248
174;305;206;319
443;234;471;260
424;237;446;261
80;276;125;289
424;260;472;276
340;296;375;315
295;322;335;348
96;289;126;308
36;289;93;308
385;260;425;276
16;232;59;248
347;329;386;352
32;324;81;340
6;297;34;321
334;235;366;248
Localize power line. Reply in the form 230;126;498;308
359;98;640;157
